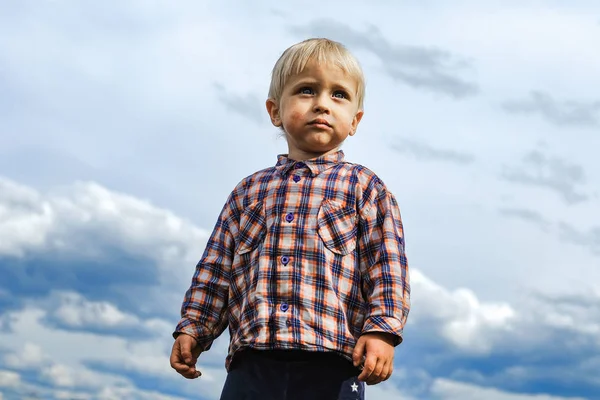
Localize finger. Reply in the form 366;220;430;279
382;360;393;382
381;358;394;382
352;337;366;367
366;358;384;385
171;353;202;379
170;340;185;369
180;345;193;366
183;367;201;379
173;363;191;375
169;347;180;370
357;354;377;382
176;364;202;379
376;358;394;384
171;356;200;378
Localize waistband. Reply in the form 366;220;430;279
232;347;352;366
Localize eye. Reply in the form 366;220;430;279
299;87;314;95
333;90;348;99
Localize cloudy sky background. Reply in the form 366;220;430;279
1;1;600;399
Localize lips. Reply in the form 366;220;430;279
308;118;332;128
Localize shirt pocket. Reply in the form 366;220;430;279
236;200;267;255
317;199;358;256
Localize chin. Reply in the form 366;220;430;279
310;146;338;154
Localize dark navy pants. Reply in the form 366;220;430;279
219;348;365;400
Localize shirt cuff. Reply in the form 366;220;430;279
362;316;404;346
173;318;215;351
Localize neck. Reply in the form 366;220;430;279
287;147;340;161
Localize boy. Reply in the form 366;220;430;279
170;38;410;400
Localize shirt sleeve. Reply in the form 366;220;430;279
172;196;236;351
357;179;411;346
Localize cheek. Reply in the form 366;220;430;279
336;113;353;131
284;109;305;126
343;109;359;129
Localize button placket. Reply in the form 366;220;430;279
279;162;301;332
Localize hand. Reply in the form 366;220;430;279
170;333;202;379
352;332;395;385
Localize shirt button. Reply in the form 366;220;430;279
280;303;289;312
295;162;305;169
281;256;290;265
293;175;301;182
286;319;291;326
285;213;294;223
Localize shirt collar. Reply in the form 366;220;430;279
275;150;345;177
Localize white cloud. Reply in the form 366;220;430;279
431;379;587;400
53;292;131;328
411;269;515;354
1;335;130;392
368;375;590;400
0;177;207;268
0;305;229;399
0;178;54;257
49;291;177;334
3;342;47;369
0;375;190;400
366;382;418;400
54;391;92;400
0;370;20;387
96;386;188;400
47;291;177;336
42;363;101;388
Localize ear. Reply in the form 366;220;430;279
348;109;364;136
266;98;282;127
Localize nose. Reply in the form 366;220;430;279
313;94;331;114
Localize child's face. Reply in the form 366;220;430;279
267;61;364;160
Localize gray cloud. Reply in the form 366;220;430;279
499;208;600;258
502;150;588;204
213;83;264;124
270;8;287;18
533;291;600;316
558;222;600;256
503;91;600;127
391;138;475;164
498;207;551;231
289;20;479;98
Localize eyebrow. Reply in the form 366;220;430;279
290;80;355;97
290;79;318;88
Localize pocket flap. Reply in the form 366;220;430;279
317;199;358;256
237;201;267;255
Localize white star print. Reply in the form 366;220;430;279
351;382;358;392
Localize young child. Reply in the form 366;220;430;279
170;38;411;400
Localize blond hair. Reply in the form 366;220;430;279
268;38;365;110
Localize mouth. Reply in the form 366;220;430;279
308;118;332;128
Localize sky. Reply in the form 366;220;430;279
1;0;599;399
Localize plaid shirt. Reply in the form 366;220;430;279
174;150;410;370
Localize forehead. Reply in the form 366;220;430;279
287;60;359;89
